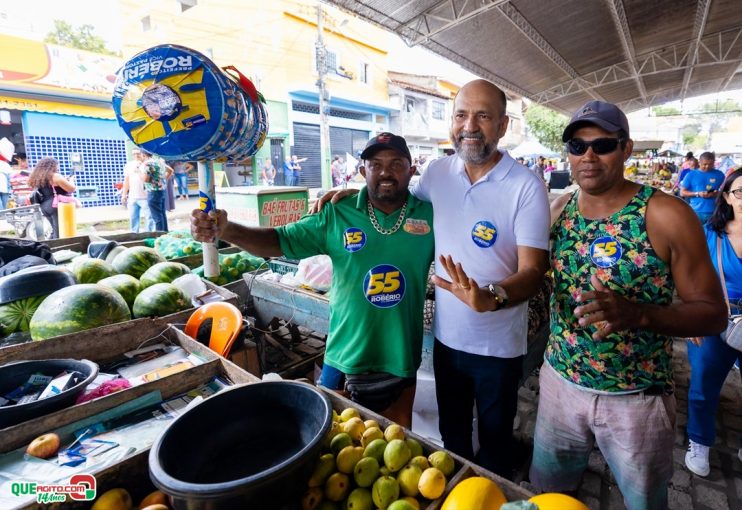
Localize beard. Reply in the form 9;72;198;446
367;180;408;205
451;130;499;165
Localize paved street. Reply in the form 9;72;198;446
514;339;742;510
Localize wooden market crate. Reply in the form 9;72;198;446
0;324;260;509
322;390;534;509
44;231;167;254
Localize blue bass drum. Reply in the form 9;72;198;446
112;44;267;162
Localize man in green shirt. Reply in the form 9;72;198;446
190;133;434;426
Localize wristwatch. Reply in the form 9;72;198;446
487;283;509;311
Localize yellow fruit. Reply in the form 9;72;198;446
324;472;351;502
340;407;361;422
323;421;341;448
343;417;366;442
361;427;384;447
396;464;422;497
418;467;446;500
332;409;340;423
407;455;429;471
441;477;506;510
308;453;336;487
353;456;380;488
364;419;380;430
336;446;364;474
404;438;423;458
384;439;412;472
363;438;387;463
384;424;405;442
400;497;421;509
140;505;168;510
346;487;373;510
371;476;400;509
528;493;590;510
330;433;353;455
428;450;455;477
302;487;323;510
387;500;418;510
138;490;168;508
92;488;133;510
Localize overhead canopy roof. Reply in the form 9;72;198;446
325;0;742;114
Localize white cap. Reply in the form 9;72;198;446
0;137;14;162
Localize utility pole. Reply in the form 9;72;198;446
316;2;332;189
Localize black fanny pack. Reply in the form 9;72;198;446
344;372;413;412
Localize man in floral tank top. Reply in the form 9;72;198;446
529;100;726;510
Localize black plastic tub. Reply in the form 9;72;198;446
149;380;333;510
0;359;99;428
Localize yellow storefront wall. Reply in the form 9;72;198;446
0;95;114;119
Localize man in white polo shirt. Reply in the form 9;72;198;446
419;79;550;478
310;79;550;478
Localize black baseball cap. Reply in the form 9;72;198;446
562;100;630;142
360;132;412;164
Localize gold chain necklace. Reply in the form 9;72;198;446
367;199;407;235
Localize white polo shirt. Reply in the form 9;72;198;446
412;150;550;358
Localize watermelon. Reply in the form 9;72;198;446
0;295;48;336
97;274;143;310
112;246;165;278
139;262;192;288
73;258;117;283
132;283;191;318
29;284;131;341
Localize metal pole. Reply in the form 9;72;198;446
317;2;332;189
197;161;220;278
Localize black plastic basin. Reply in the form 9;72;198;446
0;359;99;428
149;381;332;510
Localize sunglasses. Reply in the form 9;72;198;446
566;138;624;156
728;188;742;199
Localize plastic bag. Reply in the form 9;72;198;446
0;237;55;270
296;255;333;292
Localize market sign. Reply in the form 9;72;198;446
0;95;114;119
0;34;122;103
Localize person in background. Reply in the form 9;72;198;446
261;158;276;186
680;152;725;223
0;138;13;210
121;149;151;233
331;155;345;187
530;100;726;510
682;151;695;170
27;157;76;239
282;156;294;186
9;153;32;207
291;154;308;185
141;150;172;232
191;133;433;427
530;155;547;182
171;161;194;200
684;167;742;478
675;157;698;200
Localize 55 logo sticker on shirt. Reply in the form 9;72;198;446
343;227;366;252
590;236;622;268
364;264;406;308
471;220;497;248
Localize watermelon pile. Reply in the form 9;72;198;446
140;262;192;288
73;258;117;283
132;283;191;318
192;251;266;285
97;274;143;310
112;246;166;278
0;295;48;336
29;284;131;341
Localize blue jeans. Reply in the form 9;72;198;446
0;192;8;209
175;173;188;197
687;334;742;447
147;190;168;232
433;339;522;478
285;173;296;186
127;198;151;233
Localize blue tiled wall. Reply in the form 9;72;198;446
25;136;126;208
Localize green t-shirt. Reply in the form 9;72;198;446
276;187;434;378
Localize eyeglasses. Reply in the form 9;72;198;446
728;188;742;199
566;138;623;156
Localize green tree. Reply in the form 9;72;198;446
45;20;118;56
652;105;681;116
700;99;741;113
524;104;569;152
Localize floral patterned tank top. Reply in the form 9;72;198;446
546;185;675;392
